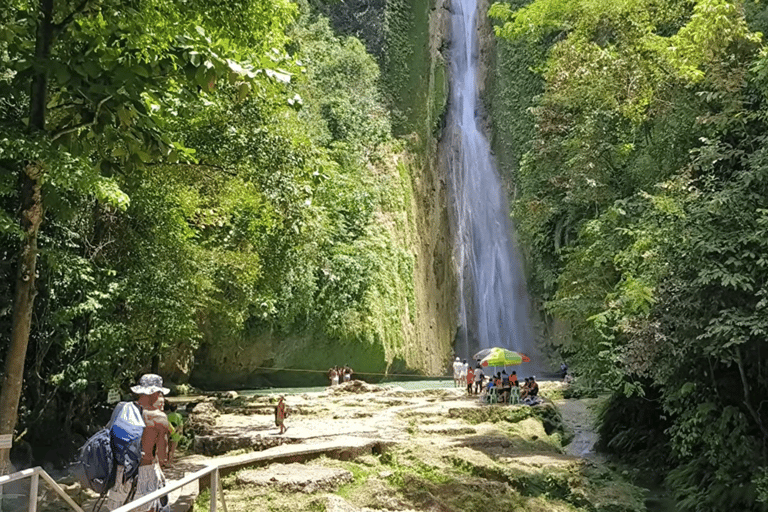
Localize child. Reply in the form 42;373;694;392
275;395;288;434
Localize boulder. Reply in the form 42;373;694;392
330;380;382;394
322;496;359;512
186;401;219;435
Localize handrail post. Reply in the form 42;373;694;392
209;468;218;512
217;470;227;512
37;470;85;512
28;472;38;512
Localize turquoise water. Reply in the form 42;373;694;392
237;379;456;397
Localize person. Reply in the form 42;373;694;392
155;394;182;466
165;406;183;466
343;365;352;382
460;360;469;386
560;362;568;381
275;395;288;434
329;367;339;386
473;364;484;394
509;370;518;387
452;357;462;387
466;366;475;395
520;377;530;399
106;374;171;512
485;375;496;403
529;376;539;398
500;371;511;403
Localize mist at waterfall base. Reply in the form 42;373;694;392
445;0;542;375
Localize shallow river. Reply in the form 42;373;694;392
237;378;457;397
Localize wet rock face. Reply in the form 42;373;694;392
237;463;353;493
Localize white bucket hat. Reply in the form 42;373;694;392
130;373;170;395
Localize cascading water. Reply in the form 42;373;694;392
445;0;536;363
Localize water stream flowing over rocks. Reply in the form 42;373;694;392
444;0;535;361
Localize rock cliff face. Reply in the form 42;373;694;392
400;0;457;378
183;0;459;389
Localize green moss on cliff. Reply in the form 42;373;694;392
430;57;448;135
489;0;544;184
190;0;454;389
382;0;431;134
311;0;446;138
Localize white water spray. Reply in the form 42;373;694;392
445;0;534;360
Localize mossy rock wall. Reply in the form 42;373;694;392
188;0;456;389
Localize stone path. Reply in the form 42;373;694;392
553;397;602;459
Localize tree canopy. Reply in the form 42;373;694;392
490;0;768;509
0;0;422;467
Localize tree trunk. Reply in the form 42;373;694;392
0;0;53;475
0;167;44;474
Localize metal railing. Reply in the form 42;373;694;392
0;466;85;512
0;464;228;512
112;464;226;512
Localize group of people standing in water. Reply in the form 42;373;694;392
328;365;353;386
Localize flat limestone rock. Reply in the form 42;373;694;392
322;495;420;512
193;430;283;456
236;463;353;493
322;495;358;512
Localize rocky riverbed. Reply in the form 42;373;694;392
35;381;646;512
169;380;647;512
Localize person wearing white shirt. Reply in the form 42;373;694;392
452;357;463;387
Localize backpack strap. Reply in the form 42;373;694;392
92;492;107;512
91;460;116;512
124;476;139;505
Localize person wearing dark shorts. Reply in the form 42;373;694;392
275;396;287;434
500;371;511;403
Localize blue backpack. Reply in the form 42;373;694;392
108;401;145;483
72;428;115;494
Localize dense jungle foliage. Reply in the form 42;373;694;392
0;0;428;465
490;0;768;509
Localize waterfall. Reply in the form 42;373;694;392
445;0;535;362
